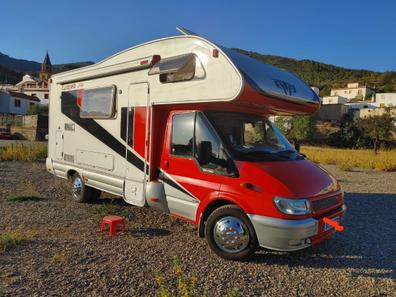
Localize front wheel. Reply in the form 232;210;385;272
205;205;258;260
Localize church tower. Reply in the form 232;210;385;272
39;52;52;81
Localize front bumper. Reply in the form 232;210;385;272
248;204;346;251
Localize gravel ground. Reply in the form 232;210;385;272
0;161;395;297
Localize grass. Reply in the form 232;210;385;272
6;181;44;203
301;146;396;171
6;195;45;202
52;250;70;263
0;231;24;253
156;257;238;297
0;143;47;162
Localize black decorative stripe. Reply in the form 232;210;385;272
61;91;145;172
158;168;194;198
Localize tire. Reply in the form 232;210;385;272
71;173;101;203
205;205;258;260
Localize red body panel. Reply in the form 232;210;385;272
147;94;341;249
234;83;320;115
151;106;342;224
133;106;148;159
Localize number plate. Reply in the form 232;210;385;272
324;216;340;231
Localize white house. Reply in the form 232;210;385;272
375;93;396;107
5;53;52;105
14;74;50;105
322;95;348;105
0;90;40;115
330;82;375;100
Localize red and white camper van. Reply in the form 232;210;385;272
47;27;346;260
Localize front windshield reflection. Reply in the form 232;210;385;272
205;111;300;161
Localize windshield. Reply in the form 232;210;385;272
205;111;301;161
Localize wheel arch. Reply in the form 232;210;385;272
66;169;78;181
198;198;244;237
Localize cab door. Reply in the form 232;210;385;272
123;82;149;206
159;111;233;221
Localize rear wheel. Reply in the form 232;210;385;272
71;173;101;203
205;205;258;260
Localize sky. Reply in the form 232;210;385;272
1;0;395;72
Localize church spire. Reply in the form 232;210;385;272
39;52;52;81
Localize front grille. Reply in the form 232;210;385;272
311;195;338;212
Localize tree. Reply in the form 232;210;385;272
27;104;48;115
274;115;316;146
360;110;395;153
329;114;368;148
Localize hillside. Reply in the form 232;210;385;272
0;52;41;73
0;65;23;85
0;52;94;84
235;49;396;96
1;49;396;95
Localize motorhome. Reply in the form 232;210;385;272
47;27;346;260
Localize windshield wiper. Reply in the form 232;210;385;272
277;149;305;159
246;150;291;160
277;149;296;154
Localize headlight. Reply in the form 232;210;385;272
273;197;311;215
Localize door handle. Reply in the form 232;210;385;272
164;160;169;170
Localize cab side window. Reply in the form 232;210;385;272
195;113;230;175
171;113;194;157
170;112;236;176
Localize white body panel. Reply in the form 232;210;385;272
123;83;149;206
52;36;243;105
47;34;242;210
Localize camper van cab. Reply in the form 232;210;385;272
47;28;346;260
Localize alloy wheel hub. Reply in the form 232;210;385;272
213;216;249;253
72;177;82;197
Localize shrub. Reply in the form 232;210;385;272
156;257;238;297
0;143;47;162
0;231;24;253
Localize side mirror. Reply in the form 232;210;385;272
294;142;300;152
197;141;212;165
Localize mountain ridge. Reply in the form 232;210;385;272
1;50;395;95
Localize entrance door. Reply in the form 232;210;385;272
123;82;149;206
55;130;63;160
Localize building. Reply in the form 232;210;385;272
359;107;396;119
330;82;375;100
345;102;377;110
375;93;396;107
322;95;348;105
313;103;350;122
7;53;52;105
0;90;40;115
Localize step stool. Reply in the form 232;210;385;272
101;215;126;236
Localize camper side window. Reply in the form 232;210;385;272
171;113;194;157
149;53;199;83
80;86;116;119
